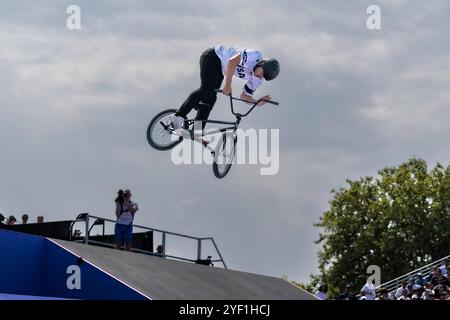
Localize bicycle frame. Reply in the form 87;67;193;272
165;90;279;153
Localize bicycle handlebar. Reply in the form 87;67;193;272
214;89;280;106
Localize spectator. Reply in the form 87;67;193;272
114;189;139;251
314;285;328;300
398;289;410;300
360;276;376;300
438;278;448;291
155;245;164;257
439;273;450;287
431;269;443;288
440;258;449;277
436;273;445;288
406;283;414;295
0;213;5;225
412;272;426;296
21;214;29;224
37;216;44;223
433;287;442;300
6;215;17;225
73;230;82;238
407;276;420;293
415;272;426;287
440;290;449;301
376;288;389;300
395;280;408;299
428;267;439;286
421;283;434;300
337;284;357;300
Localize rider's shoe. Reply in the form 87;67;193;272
169;115;184;130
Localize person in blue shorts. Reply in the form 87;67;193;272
114;189;139;251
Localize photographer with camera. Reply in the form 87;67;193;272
114;189;139;251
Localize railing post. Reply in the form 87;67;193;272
84;214;89;245
162;231;166;257
197;239;202;261
210;238;227;269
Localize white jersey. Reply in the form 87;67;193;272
214;45;264;96
360;282;376;300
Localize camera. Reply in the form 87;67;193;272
115;189;125;204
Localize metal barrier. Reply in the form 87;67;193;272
376;254;450;294
70;213;228;269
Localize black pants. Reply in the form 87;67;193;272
175;48;224;129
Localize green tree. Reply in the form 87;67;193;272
314;158;450;297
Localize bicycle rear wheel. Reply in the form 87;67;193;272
213;132;237;179
147;109;186;151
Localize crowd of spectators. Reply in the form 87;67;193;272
390;259;450;301
0;213;44;226
314;258;450;300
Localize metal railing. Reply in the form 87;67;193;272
70;213;227;269
376;254;450;293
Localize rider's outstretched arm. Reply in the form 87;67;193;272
240;91;272;106
223;53;241;95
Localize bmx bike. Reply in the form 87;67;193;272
146;89;279;179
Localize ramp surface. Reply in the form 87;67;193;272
53;239;315;300
0;229;147;300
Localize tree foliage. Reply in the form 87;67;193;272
314;158;450;296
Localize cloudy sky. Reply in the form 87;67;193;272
1;1;450;284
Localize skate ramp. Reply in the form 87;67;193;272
53;239;316;300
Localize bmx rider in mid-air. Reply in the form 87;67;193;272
169;45;280;134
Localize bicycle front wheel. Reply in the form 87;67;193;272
213;132;237;179
146;109;186;151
